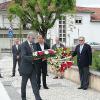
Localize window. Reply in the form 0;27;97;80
63;38;66;42
63;29;66;33
75;16;82;24
59;34;62;37
63;34;66;37
59;29;62;33
59;16;66;43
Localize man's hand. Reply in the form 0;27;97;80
42;57;47;61
33;58;40;60
69;56;74;61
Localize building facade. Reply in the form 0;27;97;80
0;0;100;49
0;1;35;50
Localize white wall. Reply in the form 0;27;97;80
76;0;100;7
47;19;59;45
0;0;11;3
70;13;100;45
47;12;100;46
0;10;20;29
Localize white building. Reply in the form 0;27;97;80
0;1;34;50
48;0;100;46
0;0;100;49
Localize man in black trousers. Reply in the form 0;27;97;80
12;38;21;77
19;33;42;100
71;36;92;90
35;34;50;89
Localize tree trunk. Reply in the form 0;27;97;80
39;27;48;39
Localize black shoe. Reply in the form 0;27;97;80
22;98;26;100
53;76;58;79
44;86;49;89
11;75;15;77
83;88;88;90
46;74;49;76
59;76;64;79
78;87;83;89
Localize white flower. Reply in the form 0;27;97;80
33;52;37;56
44;50;49;54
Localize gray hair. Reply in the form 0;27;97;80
79;36;85;40
27;32;34;38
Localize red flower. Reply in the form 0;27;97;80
60;62;68;72
63;48;67;51
62;52;67;57
37;51;44;56
48;49;55;55
67;61;73;68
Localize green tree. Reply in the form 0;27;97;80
8;0;76;38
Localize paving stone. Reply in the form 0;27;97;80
0;54;100;100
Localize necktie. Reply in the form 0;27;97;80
30;43;34;51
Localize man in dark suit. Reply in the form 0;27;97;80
71;37;92;90
12;38;21;77
19;33;42;100
35;34;50;89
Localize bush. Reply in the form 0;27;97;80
91;50;100;71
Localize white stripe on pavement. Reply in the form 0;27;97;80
0;81;11;100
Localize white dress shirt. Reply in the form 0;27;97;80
40;43;44;51
80;44;84;53
56;43;60;48
16;45;18;50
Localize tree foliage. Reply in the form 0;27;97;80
8;0;76;38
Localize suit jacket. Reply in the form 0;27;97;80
12;44;21;59
72;43;92;67
19;41;37;75
52;43;64;50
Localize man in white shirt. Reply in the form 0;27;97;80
72;37;92;90
35;34;50;89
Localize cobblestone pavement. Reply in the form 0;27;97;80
0;54;100;100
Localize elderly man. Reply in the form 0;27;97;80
12;38;21;77
71;37;92;90
19;33;42;100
